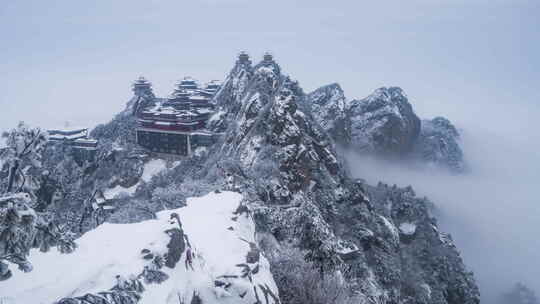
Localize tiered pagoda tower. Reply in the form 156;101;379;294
237;51;252;65
263;51;274;63
132;76;153;97
177;77;198;91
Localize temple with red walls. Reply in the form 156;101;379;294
131;74;223;156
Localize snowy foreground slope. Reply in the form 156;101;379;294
0;191;278;304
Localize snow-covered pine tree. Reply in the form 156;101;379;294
1;122;47;193
0;122;77;281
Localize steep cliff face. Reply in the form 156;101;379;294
413;117;464;172
365;183;479;304
348;87;421;156
215;58;339;196
210;57;479;304
305;83;350;144
212;55;255;131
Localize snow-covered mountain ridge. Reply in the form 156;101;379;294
0;54;479;304
305;83;464;172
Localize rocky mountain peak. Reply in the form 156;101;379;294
308;83;345;107
366;86;407;102
305;83;350;143
210;58;478;303
305;83;465;171
413;116;464;172
348;86;421;155
428;116;460;138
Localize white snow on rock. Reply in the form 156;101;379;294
103;159;168;200
209;110;226;124
141;159;167;182
379;215;399;243
103;183;139;200
0;191;279;304
193;146;208;157
306;83;347;137
399;222;417;236
336;239;359;254
420;283;432;299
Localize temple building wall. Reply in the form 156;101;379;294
136;129;190;155
47;128;98;165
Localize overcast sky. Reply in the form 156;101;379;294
1;0;538;135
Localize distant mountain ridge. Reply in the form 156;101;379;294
305;83;465;172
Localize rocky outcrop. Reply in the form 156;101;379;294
413;117;464;172
210;54;255;132
305;83;350;143
348;87;421;156
366;183;479;303
56;277;144;304
306;84;464;171
164;226;186;268
211;56;479;303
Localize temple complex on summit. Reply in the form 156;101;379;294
132;52;275;156
132;75;224;156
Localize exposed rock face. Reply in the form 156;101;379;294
211;54;255;130
348;87;421;156
56;277;144;304
211;57;479;304
413;117;464;172
305;83;350;143
366;183;479;304
164;227;185;268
